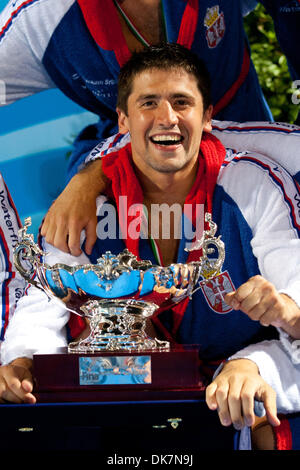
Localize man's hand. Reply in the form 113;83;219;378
205;359;280;430
225;275;300;338
0;358;35;404
41;160;107;256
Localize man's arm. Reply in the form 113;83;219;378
225;275;300;338
0;358;35;404
41;159;108;256
207;334;300;430
219;152;300;340
0;237;91;404
205;358;281;430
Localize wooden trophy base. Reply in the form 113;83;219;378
33;345;207;403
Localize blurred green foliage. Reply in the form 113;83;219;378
244;4;300;123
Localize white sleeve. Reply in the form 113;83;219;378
0;0;75;104
219;152;300;308
0;237;90;365
212;120;300;177
84;133;131;164
0;174;26;345
250;163;300;308
229;339;300;414
0;285;70;364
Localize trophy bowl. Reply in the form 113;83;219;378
14;214;225;355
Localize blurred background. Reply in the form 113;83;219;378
0;1;299;236
244;3;300;124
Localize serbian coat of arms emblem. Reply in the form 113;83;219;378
204;5;226;48
200;271;235;314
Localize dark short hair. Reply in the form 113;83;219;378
117;43;212;114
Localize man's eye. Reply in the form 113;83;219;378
174;99;188;107
142;101;156;108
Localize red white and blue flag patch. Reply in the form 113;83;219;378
200;270;235;314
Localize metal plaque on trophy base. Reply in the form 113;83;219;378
14;215;225;403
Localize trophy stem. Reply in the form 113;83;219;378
68;299;170;353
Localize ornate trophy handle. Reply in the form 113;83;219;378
13;217;46;289
185;212;225;279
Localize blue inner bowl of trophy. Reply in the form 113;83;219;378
45;267;158;299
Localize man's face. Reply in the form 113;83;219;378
117;68;213;177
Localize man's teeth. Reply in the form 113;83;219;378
151;135;183;145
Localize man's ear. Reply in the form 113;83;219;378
203;104;213;133
117;107;130;135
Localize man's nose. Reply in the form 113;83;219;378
156;101;179;127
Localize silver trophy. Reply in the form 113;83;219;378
14;214;225;354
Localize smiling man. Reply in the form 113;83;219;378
118;68;211;176
114;55;214;265
1;44;300;450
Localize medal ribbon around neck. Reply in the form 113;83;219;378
113;0;167;47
